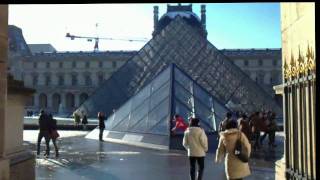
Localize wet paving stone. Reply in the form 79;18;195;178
24;130;284;180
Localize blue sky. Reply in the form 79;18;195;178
8;3;281;51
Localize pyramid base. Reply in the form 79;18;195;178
86;128;219;152
86;129;170;150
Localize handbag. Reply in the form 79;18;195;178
234;131;249;163
50;130;60;139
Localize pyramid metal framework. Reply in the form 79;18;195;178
77;16;282;118
86;64;230;149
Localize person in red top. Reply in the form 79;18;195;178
171;114;188;133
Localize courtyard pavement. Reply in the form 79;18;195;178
23;130;284;180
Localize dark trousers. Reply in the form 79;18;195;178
50;138;59;157
260;131;269;144
37;130;50;155
99;128;104;141
253;131;261;150
189;156;205;180
268;131;276;145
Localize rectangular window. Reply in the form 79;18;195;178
58;76;64;86
45;76;51;86
112;61;117;68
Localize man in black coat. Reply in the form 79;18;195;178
37;110;51;157
98;112;105;141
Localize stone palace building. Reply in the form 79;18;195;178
8;5;282;116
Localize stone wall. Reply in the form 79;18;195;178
0;4;9;180
277;2;316;180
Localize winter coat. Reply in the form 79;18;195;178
215;128;251;180
98;115;105;129
38;113;50;131
183;127;208;157
82;115;88;125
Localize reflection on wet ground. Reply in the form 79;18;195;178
24;130;284;180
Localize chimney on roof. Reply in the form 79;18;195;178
201;5;208;38
152;6;159;37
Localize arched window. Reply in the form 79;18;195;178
79;93;89;105
66;93;75;109
39;93;47;108
52;93;61;112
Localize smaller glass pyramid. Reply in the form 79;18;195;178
86;63;230;149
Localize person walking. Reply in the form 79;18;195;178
48;114;60;158
171;114;188;134
249;112;262;151
237;113;252;141
37;110;50;157
260;112;270;146
267;112;278;148
82;114;88;130
98;112;105;141
215;120;251;180
73;111;81;128
183;117;208;180
219;112;233;132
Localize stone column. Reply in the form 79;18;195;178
0;4;10;180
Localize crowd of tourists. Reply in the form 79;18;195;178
172;110;278;180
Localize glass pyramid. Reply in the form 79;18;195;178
86;64;230;149
77;16;282;118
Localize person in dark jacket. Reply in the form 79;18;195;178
48;114;59;158
98;112;106;141
37;110;50;157
238;113;252;142
82;113;88;130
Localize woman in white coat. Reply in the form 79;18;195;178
215;120;251;180
183;117;208;180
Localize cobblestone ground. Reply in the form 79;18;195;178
24;130;284;180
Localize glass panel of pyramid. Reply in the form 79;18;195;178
86;64;231;149
77;15;282;118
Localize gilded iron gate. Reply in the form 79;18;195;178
283;46;316;179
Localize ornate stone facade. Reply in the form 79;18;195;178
8;26;136;115
221;48;282;106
